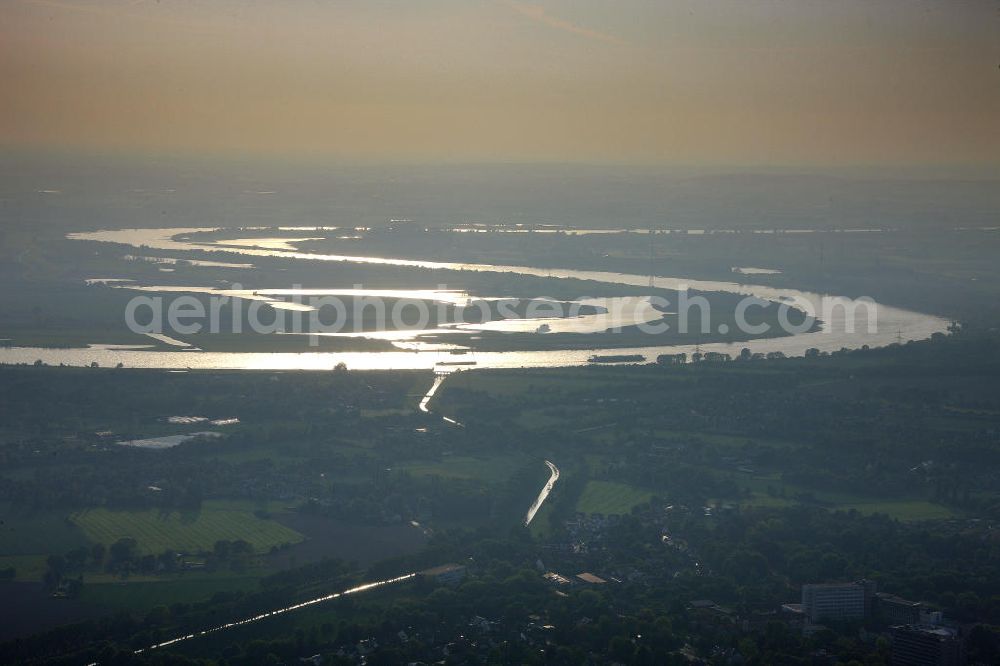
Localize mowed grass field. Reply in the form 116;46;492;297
70;501;303;554
738;474;958;521
576;481;652;516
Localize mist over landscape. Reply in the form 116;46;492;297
1;1;999;664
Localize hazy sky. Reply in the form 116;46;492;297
2;0;998;166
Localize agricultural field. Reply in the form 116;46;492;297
527;503;555;539
0;503;92;581
79;575;260;612
575;480;653;516
70;501;303;555
738;492;958;520
445;368;640;397
399;454;523;483
737;475;958;521
0;555;50;582
0;503;90;556
835;500;958;521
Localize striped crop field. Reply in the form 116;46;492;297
576;480;652;516
70;501;303;554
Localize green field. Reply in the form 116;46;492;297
527;502;555;539
70;501;303;554
0;503;91;556
515;408;578;430
80;575;259;612
576;480;653;516
0;554;49;581
738;476;958;521
657;430;800;450
446;369;635;397
400;455;522;483
841;500;958;521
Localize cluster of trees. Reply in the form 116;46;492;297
41;537;263;596
41;538;166;585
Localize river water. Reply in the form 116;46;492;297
0;227;951;370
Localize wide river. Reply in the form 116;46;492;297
0;227;950;370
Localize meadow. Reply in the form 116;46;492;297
576;480;653;516
70;501;303;555
79;575;261;612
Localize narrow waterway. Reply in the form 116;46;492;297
416;372;464;427
525;460;560;526
136;573;416;654
417;374;446;414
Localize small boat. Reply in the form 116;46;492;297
436;360;478;367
